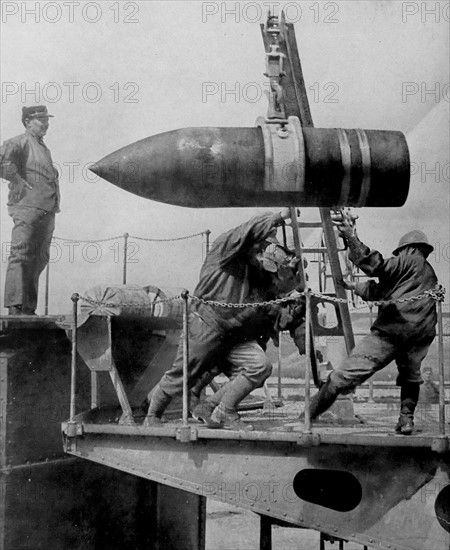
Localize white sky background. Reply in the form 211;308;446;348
0;0;449;314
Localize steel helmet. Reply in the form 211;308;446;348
392;230;433;256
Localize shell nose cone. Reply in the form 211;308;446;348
89;127;265;207
89;136;160;200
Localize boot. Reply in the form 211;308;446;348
192;381;232;428
395;383;420;435
8;306;24;316
144;386;172;426
135;397;150;419
211;375;256;431
301;378;341;421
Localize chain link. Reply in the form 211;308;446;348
53;231;206;244
190;295;297;309
76;286;446;311
53;235;123;243
310;286;446;307
128;231;205;242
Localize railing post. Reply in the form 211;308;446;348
122;233;129;284
70;293;79;422
91;371;98;410
205;229;211;255
44;262;50;315
437;298;446;434
181;290;190;427
368;305;374;402
304;289;312;433
277;332;283;400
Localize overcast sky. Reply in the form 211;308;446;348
1;1;449;313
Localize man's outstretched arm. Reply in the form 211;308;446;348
331;211;400;281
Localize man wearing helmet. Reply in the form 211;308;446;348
305;212;438;435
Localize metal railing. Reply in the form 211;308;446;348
44;230;210;314
67;286;448;440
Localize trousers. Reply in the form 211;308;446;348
4;206;55;312
330;329;433;392
157;313;271;398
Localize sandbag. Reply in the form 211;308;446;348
79;284;185;323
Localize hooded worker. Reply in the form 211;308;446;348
305;213;438;435
144;209;294;430
189;241;306;429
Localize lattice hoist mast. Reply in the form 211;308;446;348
260;13;355;387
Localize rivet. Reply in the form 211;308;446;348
334;528;337;532
283;513;287;517
316;523;320;527
266;507;270;511
250;503;254;507
244;472;248;476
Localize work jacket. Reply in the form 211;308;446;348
193;212;285;339
1;131;60;212
348;236;437;344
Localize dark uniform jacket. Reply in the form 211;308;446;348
1;131;60;212
348;236;437;344
193;212;286;339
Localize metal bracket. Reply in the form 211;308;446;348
65;421;83;437
431;436;449;454
118;413;136;426
176;426;198;442
297;431;321;446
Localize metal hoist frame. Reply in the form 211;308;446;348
260;13;356;387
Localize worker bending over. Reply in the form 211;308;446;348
145;209;304;430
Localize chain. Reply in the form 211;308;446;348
129;231;205;242
53;235;123;243
310;285;446;307
190;295;298;309
76;286;446;311
53;231;206;244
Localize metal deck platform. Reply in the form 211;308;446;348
62;401;450;550
63;401;449;450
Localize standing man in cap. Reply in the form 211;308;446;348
1;106;60;315
305;212;438;435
